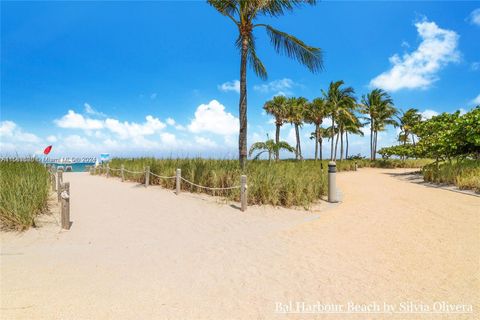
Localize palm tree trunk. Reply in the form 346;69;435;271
330;117;335;161
370;119;374;160
340;128;344;161
314;124;319;161
238;37;248;170
319;139;323;162
346;132;349;159
334;130;340;161
373;130;378;160
275;123;281;161
295;124;302;160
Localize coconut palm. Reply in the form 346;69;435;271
322;81;356;161
304;97;327;161
397;108;422;147
344;117;364;159
263;95;288;160
208;0;323;170
309;126;331;161
286;97;308;160
248;135;295;161
360;89;397;160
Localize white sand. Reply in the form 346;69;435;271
1;168;479;319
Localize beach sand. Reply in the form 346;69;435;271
1;168;479;319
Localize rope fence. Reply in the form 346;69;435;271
90;164;248;211
46;166;71;230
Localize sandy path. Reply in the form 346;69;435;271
1;168;479;319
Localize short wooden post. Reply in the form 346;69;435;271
121;164;125;182
354;161;358;171
145;166;150;187
106;164;110;178
176;168;181;195
61;182;70;230
57;171;63;202
240;175;247;212
51;173;57;192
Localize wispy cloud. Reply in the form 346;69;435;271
471;94;480;106
253;78;299;96
370;18;460;92
218;80;240;93
467;8;480;26
84;103;106;117
420;109;439;120
471;62;480;71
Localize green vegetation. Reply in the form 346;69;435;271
248;136;295;161
0;161;50;230
422;160;480;192
208;0;323;169
102;158;429;208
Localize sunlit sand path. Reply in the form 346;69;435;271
1;168;479;319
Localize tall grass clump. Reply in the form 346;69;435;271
422;159;480;193
0;160;50;230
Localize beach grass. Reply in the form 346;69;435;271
101;158;430;208
422;159;480;193
0;160;51;230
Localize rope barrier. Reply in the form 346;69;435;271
123;169;144;174
180;177;240;191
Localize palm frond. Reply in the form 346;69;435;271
247;38;267;80
248;141;267;156
258;0;316;17
207;0;239;25
263;24;323;73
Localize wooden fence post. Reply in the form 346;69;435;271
240;175;247;212
51;173;57;192
57;170;63;202
61;182;70;230
145;166;150;187
121;164;125;182
106;164;110;178
176;168;181;195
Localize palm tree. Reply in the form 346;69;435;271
208;0;323;170
286;97;307;160
344;117;364;159
360;89;396;160
397;108;422;147
322;81;356;161
263;95;288;161
248;135;295;161
304;97;327;161
309;126;330;161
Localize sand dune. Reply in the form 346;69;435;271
1;168;479;319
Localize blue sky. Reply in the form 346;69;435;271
1;1;479;158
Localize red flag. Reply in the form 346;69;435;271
43;145;52;155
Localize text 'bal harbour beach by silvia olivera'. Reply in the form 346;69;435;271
1;1;479;319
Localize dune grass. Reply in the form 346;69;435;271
0;160;51;230
100;158;430;208
422;159;480;193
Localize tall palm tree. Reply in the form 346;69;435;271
286;97;307;160
249;135;295;161
322;81;356;161
263;95;288;160
304;97;327;161
344;117;364;159
208;0;323;170
397;108;422;147
309;126;330;161
360;89;396;160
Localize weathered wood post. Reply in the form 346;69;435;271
121;164;125;182
240;175;247;212
51;173;57;192
61;182;70;230
57;170;63;202
106;163;110;178
176;168;181;195
328;161;338;203
354;161;358;171
145;166;150;187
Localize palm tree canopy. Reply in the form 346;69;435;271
323;80;357;124
207;0;323;79
248;136;295;160
263;95;288;125
286;97;308;125
304;97;327;125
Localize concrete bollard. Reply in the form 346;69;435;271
61;182;70;230
240;175;247;212
57;171;63;202
145;166;150;187
176;168;181;195
328;161;338;203
121;164;125;182
106;164;110;178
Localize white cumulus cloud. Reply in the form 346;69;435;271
104;115;166;139
420;109;439;120
218;80;240;93
55;110;104;130
188;100;239;135
370;19;460;92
